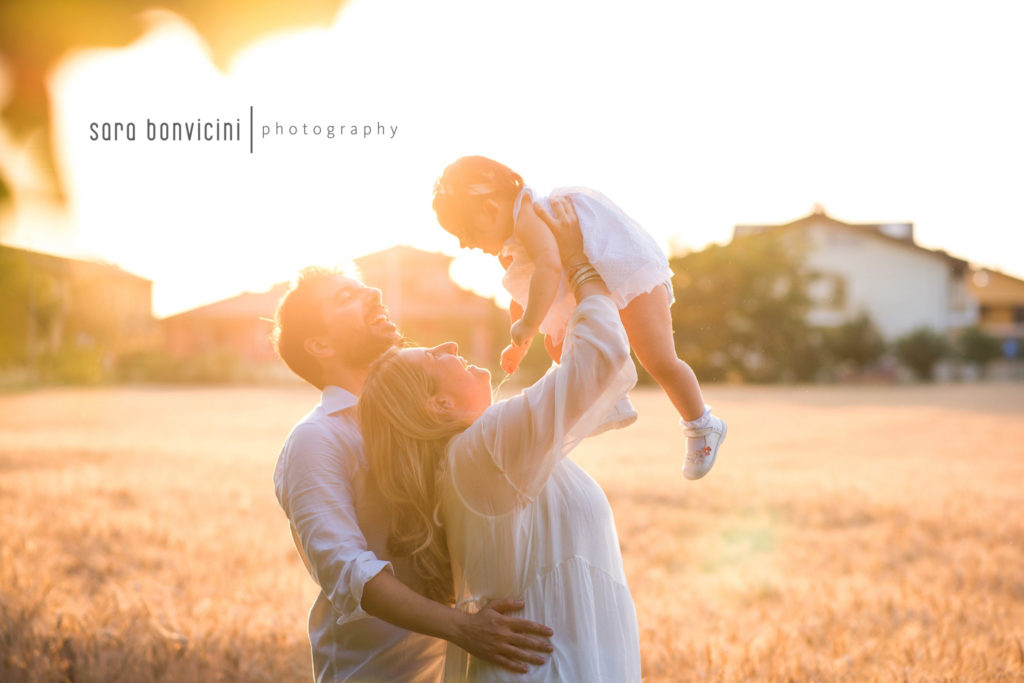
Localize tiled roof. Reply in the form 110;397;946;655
734;209;968;272
160;283;289;321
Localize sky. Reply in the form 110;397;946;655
2;0;1023;317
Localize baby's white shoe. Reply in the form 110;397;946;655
682;412;727;480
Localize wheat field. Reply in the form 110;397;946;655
1;383;1022;682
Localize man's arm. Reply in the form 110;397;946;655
277;422;390;622
362;571;553;674
276;421;552;672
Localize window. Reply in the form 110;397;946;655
808;274;847;310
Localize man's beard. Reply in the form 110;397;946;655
336;329;400;367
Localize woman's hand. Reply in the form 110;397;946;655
534;197;585;270
454;598;554;674
536;196;610;302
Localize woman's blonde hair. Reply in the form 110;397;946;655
358;347;467;604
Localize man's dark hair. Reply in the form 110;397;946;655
272;267;340;389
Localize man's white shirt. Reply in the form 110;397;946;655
274;385;444;682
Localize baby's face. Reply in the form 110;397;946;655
448;207;508;256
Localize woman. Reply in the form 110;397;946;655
358;201;641;681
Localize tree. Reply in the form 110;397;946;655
670;231;821;383
825;312;887;372
0;0;343;210
957;326;1002;376
0;250;30;367
895;327;950;380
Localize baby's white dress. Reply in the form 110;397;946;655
440;295;642;682
501;186;675;346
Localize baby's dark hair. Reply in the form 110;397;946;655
432;156;524;237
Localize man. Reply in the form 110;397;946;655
272;269;554;682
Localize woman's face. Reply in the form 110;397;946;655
404;342;492;424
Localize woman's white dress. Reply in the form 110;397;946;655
501;186;675;346
440;295;642;682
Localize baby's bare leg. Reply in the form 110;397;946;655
620;286;705;421
543;335;563;363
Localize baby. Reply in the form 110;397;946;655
432;155;726;479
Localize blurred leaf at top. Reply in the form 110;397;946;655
0;0;344;205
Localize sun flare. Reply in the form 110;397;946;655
3;0;1020;318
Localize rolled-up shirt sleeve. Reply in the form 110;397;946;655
274;418;391;625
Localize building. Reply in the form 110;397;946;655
158;246;507;381
733;206;974;340
160;283;290;377
967;267;1024;359
354;246;507;365
0;244;155;380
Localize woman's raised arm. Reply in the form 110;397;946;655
449;198;637;513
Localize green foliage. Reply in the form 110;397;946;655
115;351;179;383
2;248;160;386
0;249;122;385
670;232;821;383
956;326;1001;371
0;250;33;367
0;0;340;211
0;169;10;207
787;328;829;382
825;312;887;372
895;327;950;380
115;350;254;384
38;346;107;384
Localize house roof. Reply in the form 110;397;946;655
968;268;1024;306
733;207;969;274
355;245;453;270
160;282;290;322
354;245;502;316
161;245;500;324
0;243;152;284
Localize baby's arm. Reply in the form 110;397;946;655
508;299;524;324
500;300;529;374
511;200;563;347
